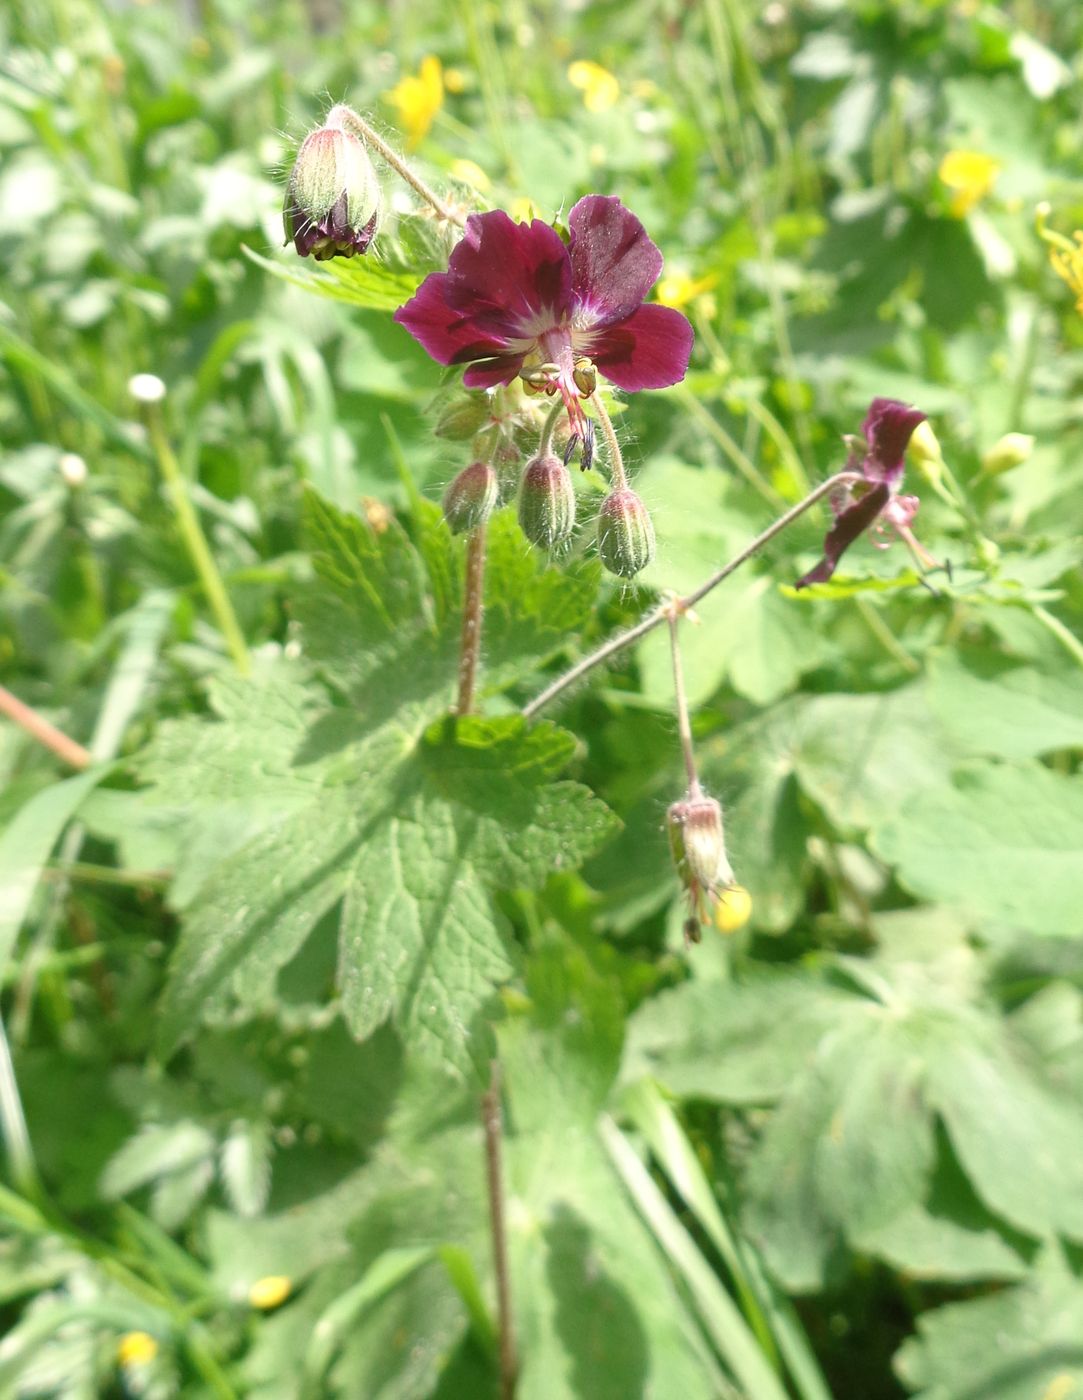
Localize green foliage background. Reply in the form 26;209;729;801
2;0;1083;1395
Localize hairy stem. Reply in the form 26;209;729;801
456;524;487;715
667;612;701;796
482;1061;517;1400
537;400;564;458
523;471;861;718
330;104;467;228
0;685;91;770
591;393;627;490
146;405;251;675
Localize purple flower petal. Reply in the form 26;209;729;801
568;195;665;326
393;270;512;365
463;355;526;389
794;483;891;589
588;303;694;391
443;210;571;329
861;398;926;486
396;210;571;363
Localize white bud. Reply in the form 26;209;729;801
128;373;167;403
58;452;88;486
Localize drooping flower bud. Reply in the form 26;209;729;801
518;454;576;550
667;795;734;895
442;461;498;534
435;394;491;441
283;108;380;261
596;488;655;578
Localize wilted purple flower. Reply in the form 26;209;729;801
795;397;930;589
283;108;380;261
393;196;694;434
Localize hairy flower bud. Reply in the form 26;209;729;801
434;394;491;441
596;488;655;577
518;454;576;550
667;796;734;895
981;432;1034;475
442;461;498;534
283;109;380;261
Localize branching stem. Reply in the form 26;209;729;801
330;105;467;228
482;1061;517;1400
0;685;91;770
456;523;487;715
523;471;862;718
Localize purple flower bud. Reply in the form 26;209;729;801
596;488;655;578
442;461;498;534
518;454;577;550
667;795;734;895
283;111;380;261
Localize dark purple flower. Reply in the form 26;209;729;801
283;112;381;261
795;397;929;589
393;195;694;432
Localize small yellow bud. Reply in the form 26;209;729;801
248;1275;292;1310
715;885;752;935
981;432;1034;475
906;419;943;487
117;1332;159;1368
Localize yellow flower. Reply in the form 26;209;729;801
386;56;444;149
567;60;620;113
655;272;718;309
248;1275;292;1310
443;67;467;94
1047;231;1083;311
937;150;1000;218
509;196;539;224
715;885;752;935
117;1332;158;1368
449;158;490;193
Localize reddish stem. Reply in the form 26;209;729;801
0;685;92;770
456;524;487;716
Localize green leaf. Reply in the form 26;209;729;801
100;1121;216;1199
895;1248;1083;1400
926;650;1083;760
625;948;1083;1289
220;1119;272;1218
872;762;1083;937
0;766;109;973
792;684;966;834
243;244;423;312
141;495;615;1070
